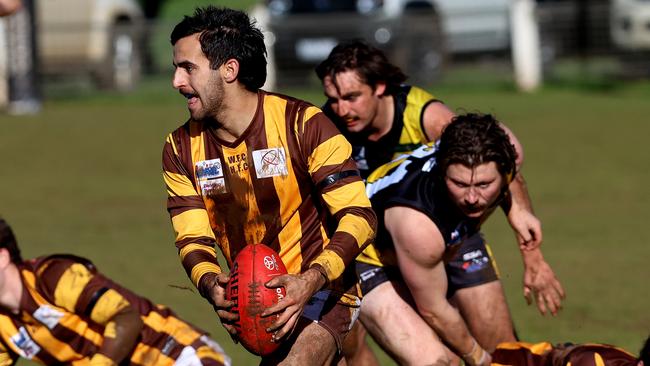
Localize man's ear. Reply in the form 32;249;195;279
221;59;239;83
374;82;387;97
0;248;10;268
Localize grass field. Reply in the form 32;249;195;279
2;7;650;361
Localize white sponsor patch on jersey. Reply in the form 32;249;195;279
462;249;484;261
11;327;40;359
253;148;288;178
196;159;227;195
33;305;64;329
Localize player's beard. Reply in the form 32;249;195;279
192;73;226;122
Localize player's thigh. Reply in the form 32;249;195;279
451;280;516;351
361;280;449;364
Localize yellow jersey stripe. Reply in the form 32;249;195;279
310;249;345;282
336;214;374;248
321;181;372;214
180;243;216;259
171;209;216;242
164;171;198;197
54;264;93;312
142;311;201;345
190;262;221;288
131;343;174;366
308;135;352;174
89;289;131;324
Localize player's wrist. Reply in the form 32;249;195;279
521;247;545;265
305;266;328;291
198;272;219;300
462;339;489;366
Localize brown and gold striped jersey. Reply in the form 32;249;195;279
0;255;228;366
163;90;376;301
492;341;638;366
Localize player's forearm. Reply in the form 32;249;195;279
521;246;545;266
179;243;222;292
311;206;376;282
507;172;534;214
418;303;479;360
93;309;143;365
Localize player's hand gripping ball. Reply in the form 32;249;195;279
226;243;287;356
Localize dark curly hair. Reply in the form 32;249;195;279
170;6;267;91
436;113;518;182
0;218;22;264
315;40;407;95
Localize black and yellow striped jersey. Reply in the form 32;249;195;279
0;255;228;366
163;90;376;302
324;84;440;178
492;341;638;366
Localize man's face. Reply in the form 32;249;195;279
172;34;225;121
444;162;504;219
322;70;385;133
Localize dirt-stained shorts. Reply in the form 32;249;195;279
301;289;361;353
357;231;499;298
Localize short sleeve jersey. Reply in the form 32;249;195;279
163;91;376;301
324;85;440;179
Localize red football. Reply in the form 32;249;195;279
226;243;287;356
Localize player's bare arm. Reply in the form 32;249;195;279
386;206;491;366
262;268;327;342
421;101;456;141
506;173;543;250
494;123;544;249
57;266;144;365
521;248;565;316
91;305;144;365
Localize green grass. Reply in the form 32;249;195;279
5;27;650;365
3;73;650;364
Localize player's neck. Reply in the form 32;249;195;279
367;94;395;141
212;87;259;143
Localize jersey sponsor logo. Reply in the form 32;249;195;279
33;305;64;329
462;249;483;261
196;159;227;196
253;147;288;178
196;159;224;180
359;267;381;282
11;327;40;359
461;256;489;273
449;222;471;245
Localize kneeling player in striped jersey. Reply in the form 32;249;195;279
0;218;230;366
492;336;649;366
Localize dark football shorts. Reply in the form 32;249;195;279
357;231;499;298
301;289;360;353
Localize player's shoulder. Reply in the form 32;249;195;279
33;254;96;277
28;254;97;298
262;90;322;118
